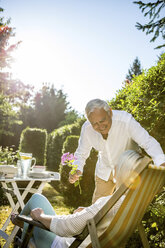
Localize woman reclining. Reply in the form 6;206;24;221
12;150;146;248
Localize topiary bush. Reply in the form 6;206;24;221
46;118;85;172
19;127;47;166
60;135;97;208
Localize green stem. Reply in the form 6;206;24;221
78;180;82;194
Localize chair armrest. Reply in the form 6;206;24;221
17;215;49;231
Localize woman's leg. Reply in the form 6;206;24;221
21;193;56;248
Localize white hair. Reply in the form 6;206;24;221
85;99;110;118
116;150;144;188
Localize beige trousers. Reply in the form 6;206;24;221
92;173;116;203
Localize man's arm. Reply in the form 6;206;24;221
128;115;165;166
69;122;92;183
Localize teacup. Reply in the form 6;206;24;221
20;152;36;178
32;165;46;173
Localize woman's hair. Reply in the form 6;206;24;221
116;150;144;188
85;99;110;118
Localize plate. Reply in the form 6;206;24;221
28;171;52;178
0;165;17;173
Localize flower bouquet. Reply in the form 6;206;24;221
61;152;82;194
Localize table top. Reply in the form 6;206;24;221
0;171;60;182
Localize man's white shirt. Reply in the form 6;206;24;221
74;110;165;181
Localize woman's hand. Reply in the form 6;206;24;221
73;207;85;214
30;208;52;229
30;208;44;221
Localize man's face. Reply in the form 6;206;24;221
88;108;112;136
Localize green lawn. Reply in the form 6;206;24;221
0;183;72;248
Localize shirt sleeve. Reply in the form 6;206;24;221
73;122;93;172
49;196;110;237
128;115;165;166
50;195;125;238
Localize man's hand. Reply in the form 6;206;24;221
160;162;165;167
69;170;82;184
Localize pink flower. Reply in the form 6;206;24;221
61;152;76;165
61;152;81;194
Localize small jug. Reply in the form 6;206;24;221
20;152;36;178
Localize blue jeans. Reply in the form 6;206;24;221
21;193;56;248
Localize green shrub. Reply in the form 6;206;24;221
0;146;18;165
109;53;165;246
47;126;72;172
126;189;165;247
47;118;85;172
109;53;165;151
0;146;19;205
19;127;47;165
60;135;97;208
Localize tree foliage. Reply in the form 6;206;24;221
0;9;20;137
0;11;31;103
0;7;33;145
33;84;69;132
0;7;79;148
109;53;165;246
58;109;79;127
134;0;165;49
110;53;165;150
0;94;21;137
126;57;143;81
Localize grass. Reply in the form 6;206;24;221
0;183;72;247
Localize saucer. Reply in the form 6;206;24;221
28;171;51;178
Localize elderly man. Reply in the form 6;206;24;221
69;99;165;203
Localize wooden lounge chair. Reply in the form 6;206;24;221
14;156;165;248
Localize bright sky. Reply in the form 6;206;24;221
1;0;164;114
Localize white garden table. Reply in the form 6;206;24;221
0;172;60;248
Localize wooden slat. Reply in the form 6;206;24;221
138;222;150;248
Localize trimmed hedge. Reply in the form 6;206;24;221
47;118;85;172
19;127;47;166
60;135;97;208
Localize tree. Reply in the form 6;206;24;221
110;53;165;150
0;94;21;137
126;57;143;81
58;109;79;127
0;18;33;106
109;54;165;245
134;1;165;49
0;7;33;147
33;84;69;132
0;9;20;139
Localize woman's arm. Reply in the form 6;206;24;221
30;208;52;229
